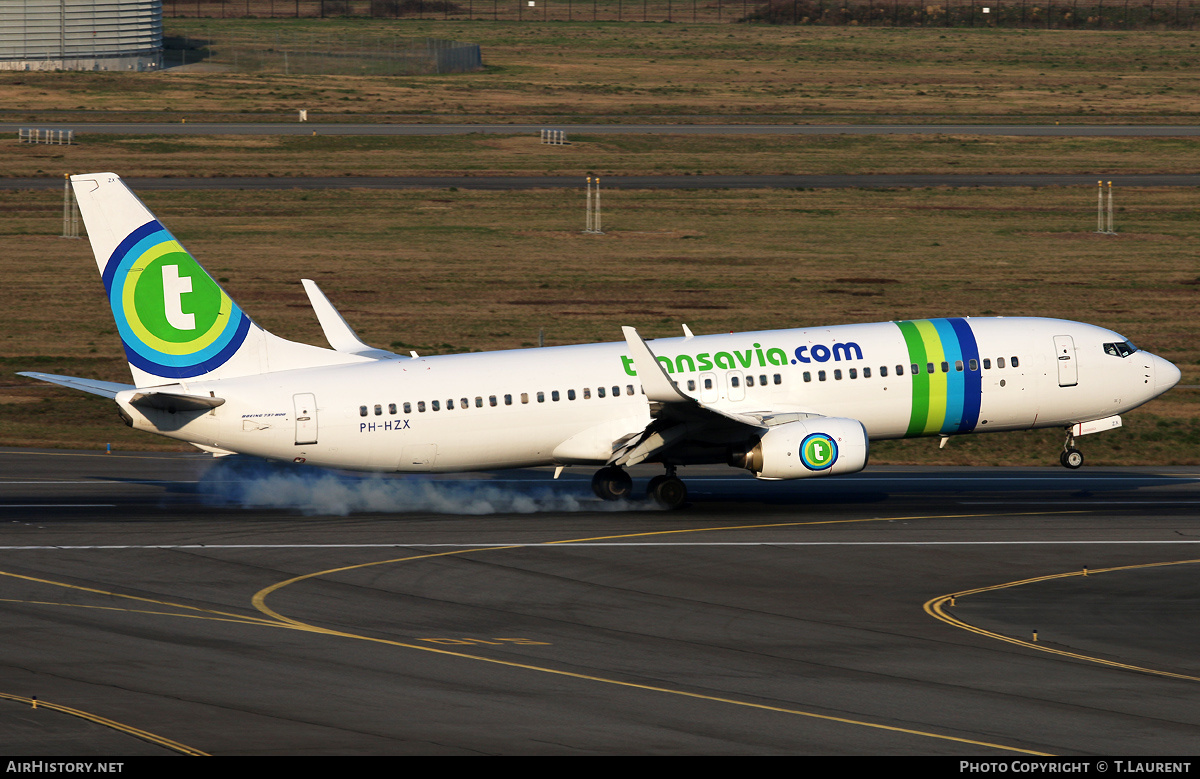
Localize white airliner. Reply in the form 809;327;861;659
20;173;1182;508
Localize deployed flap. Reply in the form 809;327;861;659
18;372;133;399
301;279;400;360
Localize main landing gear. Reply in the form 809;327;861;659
1060;428;1084;469
591;466;633;501
647;466;687;510
591;465;688;509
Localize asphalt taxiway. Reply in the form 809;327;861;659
1;448;1198;755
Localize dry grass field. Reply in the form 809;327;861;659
3;22;1200;123
3;185;1196;463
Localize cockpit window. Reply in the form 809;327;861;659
1103;340;1138;358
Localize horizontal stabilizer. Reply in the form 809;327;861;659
301;279;401;360
129;391;225;413
18;372;133;399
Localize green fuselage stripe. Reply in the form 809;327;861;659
913;319;948;435
897;320;929;436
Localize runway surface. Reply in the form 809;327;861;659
6;122;1200;137
1;448;1199;755
8;174;1200;191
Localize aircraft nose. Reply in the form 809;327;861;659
1153;354;1182;395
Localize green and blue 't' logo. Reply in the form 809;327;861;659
102;220;250;379
800;433;838;471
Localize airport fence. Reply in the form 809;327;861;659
168;33;482;74
163;0;1198;26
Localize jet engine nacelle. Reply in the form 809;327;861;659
738;417;869;480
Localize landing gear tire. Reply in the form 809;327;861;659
647;475;688;510
1060;448;1084;469
592;466;633;501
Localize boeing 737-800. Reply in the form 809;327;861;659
19;173;1182;508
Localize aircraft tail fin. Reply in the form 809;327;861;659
71;173;366;387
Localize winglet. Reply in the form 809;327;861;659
301;279;399;360
621;326;690;403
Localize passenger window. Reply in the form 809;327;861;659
940;362;949;373
374;404;382;416
911;363;920;375
997;357;1006;369
803;371;812;383
849;368;858;379
863;367;871;378
583;388;591;399
475;397;482;408
521;393;529;404
568;389;576;400
818;370;827;381
760;374;768;385
745;375;754;387
489;396;497;407
446;399;454;410
927;363;935;374
552;390;560;401
773;374;781;385
612;386;620;396
1011;356;1020;368
955;361;963;372
418;401;426;412
880;366;888;378
896;364;904;376
432;400;440;411
731;376;740;388
404;402;412;414
686;381;695;392
461;397;469;408
504;394;512;406
537;392;545;403
703;378;713;390
626;385;634;395
359;406;367;417
968;359;977;372
834;369;843;380
983;358;991;370
598;386;606;398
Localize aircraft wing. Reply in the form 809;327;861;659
612;327;769;466
17;372;133;398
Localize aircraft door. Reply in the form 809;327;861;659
294;393;318;445
1053;335;1078;387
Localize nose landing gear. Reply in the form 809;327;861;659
1060;429;1084;469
